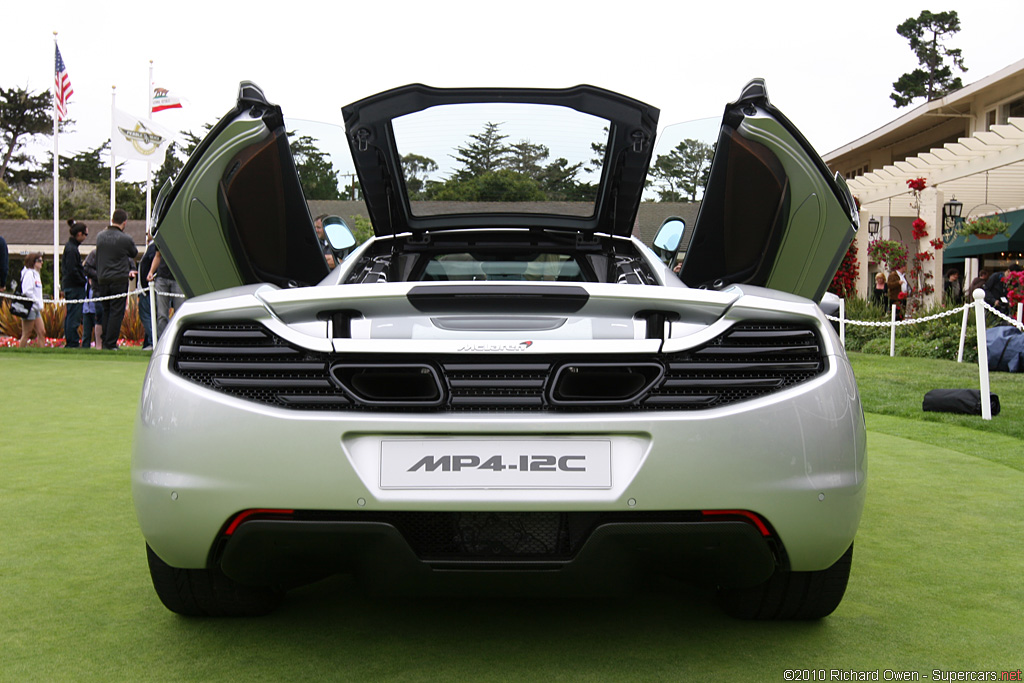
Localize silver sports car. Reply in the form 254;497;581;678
132;81;866;619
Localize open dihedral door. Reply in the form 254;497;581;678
153;82;328;297
679;79;858;302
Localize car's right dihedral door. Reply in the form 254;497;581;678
678;79;858;301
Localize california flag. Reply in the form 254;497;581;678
152;87;183;113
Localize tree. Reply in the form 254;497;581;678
450;122;509;179
60;141;123;184
153;129;205;193
17;178;108;220
506;139;549;177
648;139;714;202
891;10;967;108
0;179;28;218
401;153;437;197
0;87;54;183
587;127;609;173
538;158;589;200
427;169;546;202
288;133;340;200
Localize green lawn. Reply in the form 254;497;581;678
1;350;1021;681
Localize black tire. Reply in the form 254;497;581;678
146;544;284;617
718;544;853;620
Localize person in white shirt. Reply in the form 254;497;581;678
18;252;45;348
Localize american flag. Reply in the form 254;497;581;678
54;44;73;121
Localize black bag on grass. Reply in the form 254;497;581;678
922;389;1000;416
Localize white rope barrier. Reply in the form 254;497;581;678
822;291;1024;421
0;288;186;305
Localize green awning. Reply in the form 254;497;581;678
944;208;1024;259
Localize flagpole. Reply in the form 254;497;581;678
146;60;154;239
110;85;116;219
52;32;61;299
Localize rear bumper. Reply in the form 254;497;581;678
217;515;778;592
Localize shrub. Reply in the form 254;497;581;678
838;297;979;363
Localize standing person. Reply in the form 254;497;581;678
0;234;8;291
887;265;910;320
61;220;89;347
18;252;46;347
137;241;157;350
95;208;138;351
873;272;887;307
147;244;183;339
985;265;1021;316
83;249;104;349
944;269;962;306
968;269;989;301
81;279;101;349
314;214;329;251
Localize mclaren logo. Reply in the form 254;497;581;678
457;341;533;353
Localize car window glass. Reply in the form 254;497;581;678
420;252;584;282
391;103;609;218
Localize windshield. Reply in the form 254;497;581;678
418;252;586;282
646;117;720;203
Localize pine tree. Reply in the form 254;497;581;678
891;10;967;108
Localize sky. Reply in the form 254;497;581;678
4;0;1024;184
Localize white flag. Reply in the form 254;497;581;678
112;107;174;164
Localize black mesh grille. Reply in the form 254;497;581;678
279;510;708;562
172;321;826;411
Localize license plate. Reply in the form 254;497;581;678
380;439;611;489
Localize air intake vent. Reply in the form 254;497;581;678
172;323;346;410
647;323;825;409
172;321;825;412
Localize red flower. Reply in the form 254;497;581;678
898;292;908;300
915;251;934;262
929;238;944;250
911;218;928;239
906;177;927;192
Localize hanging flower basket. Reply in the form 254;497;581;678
961;215;1010;240
867;239;908;269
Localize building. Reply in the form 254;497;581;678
824;58;1024;304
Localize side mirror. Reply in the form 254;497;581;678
652;217;685;264
323;215;356;252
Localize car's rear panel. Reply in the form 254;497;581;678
132;279;866;586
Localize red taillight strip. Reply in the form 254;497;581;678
224;508;295;535
701;509;771;536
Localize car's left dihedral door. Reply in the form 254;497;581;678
153;82;328;297
678;80;859;301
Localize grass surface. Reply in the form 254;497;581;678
1;351;1022;681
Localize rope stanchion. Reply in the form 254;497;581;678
890;305;896;357
149;281;159;348
973;290;993;420
838;297;846;347
958;304;970;363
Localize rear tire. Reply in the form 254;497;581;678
718;544;853;620
146;544;284;617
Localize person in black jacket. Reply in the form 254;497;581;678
61;220;89;347
95;208;138;350
0;234;8;291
